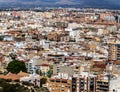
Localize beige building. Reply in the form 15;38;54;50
39;64;50;74
47;73;72;92
48;78;72;92
96;79;109;92
108;42;120;60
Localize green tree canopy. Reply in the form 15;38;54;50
7;60;27;74
0;79;30;92
40;78;47;87
46;70;52;78
36;69;42;76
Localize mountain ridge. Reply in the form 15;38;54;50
0;0;120;9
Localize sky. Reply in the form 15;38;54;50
0;0;119;4
0;0;120;9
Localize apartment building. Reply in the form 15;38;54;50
96;79;109;92
72;75;97;92
108;42;120;60
47;53;65;63
47;73;72;92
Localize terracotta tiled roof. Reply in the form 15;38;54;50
115;61;120;65
0;75;5;79
93;63;106;68
36;64;50;67
5;72;21;80
17;71;29;77
0;72;30;81
91;68;102;72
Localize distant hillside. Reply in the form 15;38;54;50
0;0;120;9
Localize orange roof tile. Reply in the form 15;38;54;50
0;75;5;79
17;71;29;77
5;72;21;80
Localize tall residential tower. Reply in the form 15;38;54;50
108;42;120;60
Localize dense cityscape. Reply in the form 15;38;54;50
0;6;120;92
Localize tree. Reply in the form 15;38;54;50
49;65;53;70
0;79;30;92
40;78;47;87
46;70;52;78
7;60;27;74
0;36;3;41
36;69;42;76
36;87;49;92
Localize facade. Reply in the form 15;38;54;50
47;73;72;92
60;36;70;42
53;65;74;76
48;78;72;92
48;54;65;63
96;79;109;92
117;15;120;23
3;35;14;41
28;59;36;74
72;76;97;92
108;42;120;60
47;73;110;92
20;73;40;87
39;64;50;75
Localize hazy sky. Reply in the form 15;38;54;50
0;0;119;4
